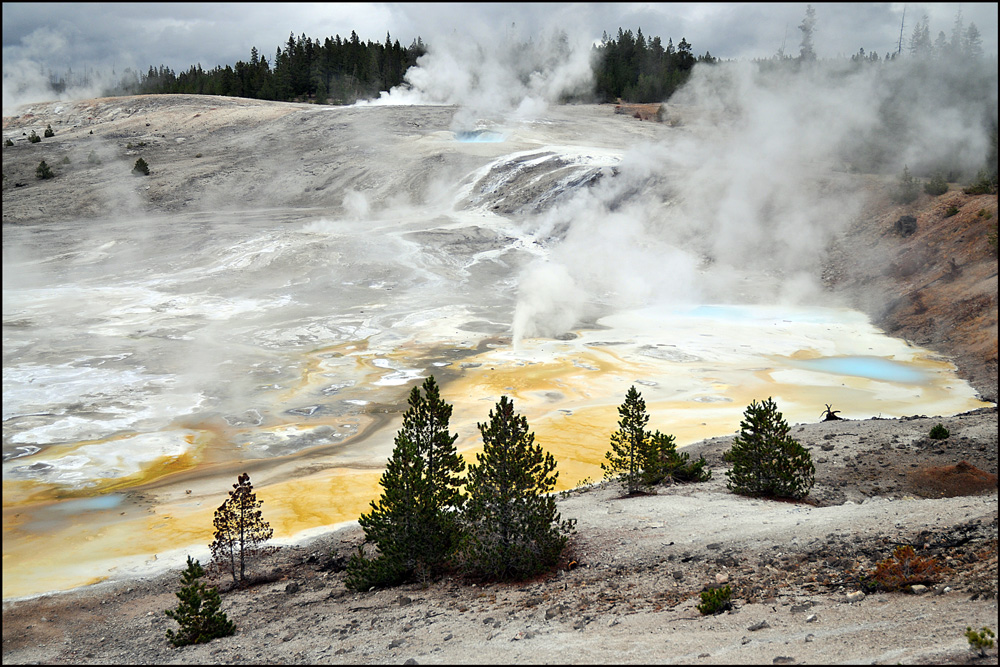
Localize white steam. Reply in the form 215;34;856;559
362;29;594;129
511;56;997;344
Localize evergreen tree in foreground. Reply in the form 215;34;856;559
346;376;466;590
602;385;651;494
164;556;235;646
724;397;815;500
210;473;274;586
460;396;573;581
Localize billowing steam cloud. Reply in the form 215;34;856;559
511;55;997;345
363;29;595;130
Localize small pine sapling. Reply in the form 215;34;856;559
36;160;54;179
929;423;950;440
602;386;652;494
133;157;150;175
43;124;55;138
697;585;732;615
966;626;996;658
28;130;41;143
164;556;235;646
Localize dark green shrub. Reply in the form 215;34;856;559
724;397;815;500
346;376;466;590
43;124;55;138
929;423;950;440
133;157;150;175
944;205;959;217
164;556;235;647
697;584;732;615
923;173;948;196
4;138;12;147
892;165;919;204
459;396;573;581
28;130;41;143
35;160;54;179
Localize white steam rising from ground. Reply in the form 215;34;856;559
510;56;997;345
362;28;595;130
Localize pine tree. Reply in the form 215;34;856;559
346;376;466;590
210;473;274;586
724;397;815;500
164;556;235;647
132;157;150;176
35;160;54;179
602;385;652;494
43;124;55;138
460;396;573;581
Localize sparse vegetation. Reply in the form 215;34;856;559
892;165;919;204
966;626;996;658
863;544;947;592
209;473;274;586
724;397;815;500
944;205;959;217
923;172;948;196
43;124;55;138
28;130;41;143
35;160;54;179
346;376;466;590
696;585;732;615
87;150;101;165
164;556;235;647
4;138;13;147
459;396;574;582
133;157;150;175
60;156;70;164
929;423;950;440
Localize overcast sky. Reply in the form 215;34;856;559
3;3;998;100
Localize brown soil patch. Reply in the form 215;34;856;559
909;460;999;498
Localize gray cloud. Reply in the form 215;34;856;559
4;3;998;112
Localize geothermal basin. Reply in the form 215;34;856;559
2;102;991;599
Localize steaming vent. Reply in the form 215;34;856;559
454;129;507;143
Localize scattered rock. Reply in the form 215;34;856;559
805;614;818;623
845;591;866;603
773;656;796;664
284;582;299;594
909;585;928;595
749;620;771;631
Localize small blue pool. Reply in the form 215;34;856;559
792;356;927;384
454;129;506;143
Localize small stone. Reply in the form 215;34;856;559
741;636;751;645
715;573;730;584
773;658;795;664
909;585;928;595
285;582;300;594
443;634;453;642
805;634;815;643
389;638;405;649
748;620;770;631
805;614;818;623
398;595;413;606
845;591;865;603
607;618;620;628
404;659;418;665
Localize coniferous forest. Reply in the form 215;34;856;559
107;28;715;105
